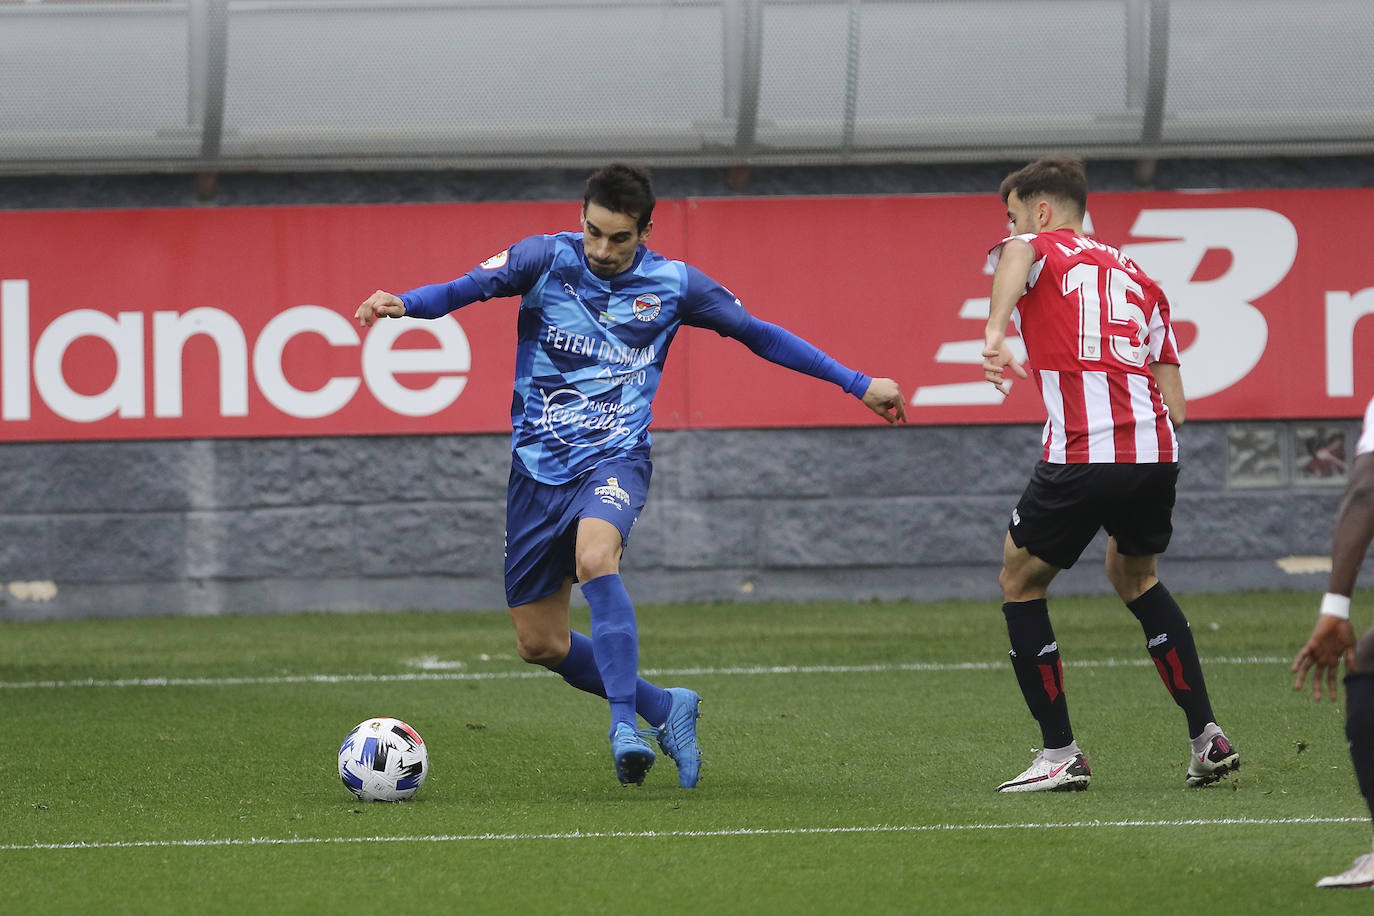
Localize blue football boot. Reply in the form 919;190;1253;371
610;722;656;786
655;687;703;788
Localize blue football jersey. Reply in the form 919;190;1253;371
457;232;751;484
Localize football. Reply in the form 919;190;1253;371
337;717;428;802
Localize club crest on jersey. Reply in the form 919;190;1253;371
595;476;631;509
479;249;509;270
632;293;662;322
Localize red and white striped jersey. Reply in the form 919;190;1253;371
989;228;1181;464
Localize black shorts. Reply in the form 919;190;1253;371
1007;461;1179;570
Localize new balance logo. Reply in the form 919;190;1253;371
1147;633;1168;648
1037;642;1058;657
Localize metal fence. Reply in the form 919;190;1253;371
2;0;1373;175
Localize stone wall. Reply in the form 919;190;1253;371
2;419;1356;620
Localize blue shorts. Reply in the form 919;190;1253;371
503;451;652;607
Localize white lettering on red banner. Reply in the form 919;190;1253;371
0;281;470;428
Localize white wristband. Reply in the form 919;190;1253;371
1320;592;1351;620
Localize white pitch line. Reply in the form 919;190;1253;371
0;656;1288;691
1;816;1364;853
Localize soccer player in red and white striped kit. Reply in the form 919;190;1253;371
981;155;1238;792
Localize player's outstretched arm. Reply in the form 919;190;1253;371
861;377;907;425
719;313;902;423
356;290;407;327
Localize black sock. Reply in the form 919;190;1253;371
1003;599;1073;749
1127;582;1216;739
1344;673;1374;827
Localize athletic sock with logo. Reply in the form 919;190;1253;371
581;573;642;733
551;629;673;726
1127;581;1216;739
1344;673;1374;827
1003;599;1074;748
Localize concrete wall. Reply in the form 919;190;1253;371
1;419;1356;621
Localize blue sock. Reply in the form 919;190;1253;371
551;630;672;726
581;573;643;732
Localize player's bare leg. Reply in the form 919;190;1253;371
1103;540;1158;604
998;534;1058;602
509;580;575;667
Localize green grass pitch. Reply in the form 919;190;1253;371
2;589;1372;914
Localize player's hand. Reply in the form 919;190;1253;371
356;290;406;327
1291;613;1357;701
862;377;907;425
982;339;1028;396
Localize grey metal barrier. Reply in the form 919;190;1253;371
1;0;1372;175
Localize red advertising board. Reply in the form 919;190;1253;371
1;189;1372;442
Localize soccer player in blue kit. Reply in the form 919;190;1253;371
356;163;907;788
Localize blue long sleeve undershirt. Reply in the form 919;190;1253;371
399;276;483;319
398;275;871;399
730;317;872;398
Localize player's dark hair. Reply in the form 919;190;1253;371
584;163;655;231
999;156;1088;216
